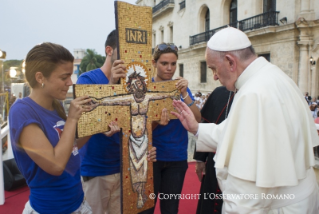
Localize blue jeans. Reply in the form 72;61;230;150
140;160;188;214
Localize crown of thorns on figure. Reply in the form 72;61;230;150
126;71;147;94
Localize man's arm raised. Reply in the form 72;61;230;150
172;100;222;153
171;100;199;134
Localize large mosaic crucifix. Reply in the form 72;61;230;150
73;2;179;213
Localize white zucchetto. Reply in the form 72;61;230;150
207;27;251;51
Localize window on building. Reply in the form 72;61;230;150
179;64;184;77
200;61;207;83
205;9;210;32
179;0;185;10
161;30;164;43
153;33;156;48
230;0;237;26
263;0;276;12
258;53;270;62
170;26;173;43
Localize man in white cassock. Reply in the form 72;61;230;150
172;27;319;213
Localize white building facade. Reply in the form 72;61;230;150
67;49;86;97
136;0;319;97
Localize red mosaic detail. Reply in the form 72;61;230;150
140;55;142;58
115;118;118;121
125;50;127;53
112;86;114;90
154;86;156;89
105;111;107;114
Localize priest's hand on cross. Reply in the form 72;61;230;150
171;100;199;135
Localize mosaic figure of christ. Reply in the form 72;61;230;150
88;62;180;208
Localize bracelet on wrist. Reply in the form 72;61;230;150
187;100;195;107
181;93;189;100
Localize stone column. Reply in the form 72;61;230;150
299;0;315;20
298;44;309;94
311;64;317;98
301;0;310;12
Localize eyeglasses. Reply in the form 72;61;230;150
155;43;178;52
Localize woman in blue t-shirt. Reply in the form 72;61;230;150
141;43;201;214
8;43;118;214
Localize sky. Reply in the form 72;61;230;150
0;0;138;60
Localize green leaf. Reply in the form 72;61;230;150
79;49;105;76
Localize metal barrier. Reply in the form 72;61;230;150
239;11;279;31
0;92;9;123
0;92;10;205
190;11;280;46
0;125;3;205
153;0;175;13
0;123;9;205
190;25;229;46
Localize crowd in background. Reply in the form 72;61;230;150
305;92;319;119
194;91;210;110
305;92;319;158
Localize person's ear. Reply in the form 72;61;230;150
152;59;157;68
35;72;45;86
225;54;236;72
105;46;113;57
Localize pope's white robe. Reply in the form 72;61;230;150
196;57;319;213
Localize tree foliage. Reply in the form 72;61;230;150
79;49;105;75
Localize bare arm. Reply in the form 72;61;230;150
76;136;92;149
176;77;201;122
19;96;92;176
182;92;201;122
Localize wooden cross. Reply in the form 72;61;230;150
75;2;180;213
74;70;179;213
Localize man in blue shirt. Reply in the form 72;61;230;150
78;30;164;214
77;30;127;214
